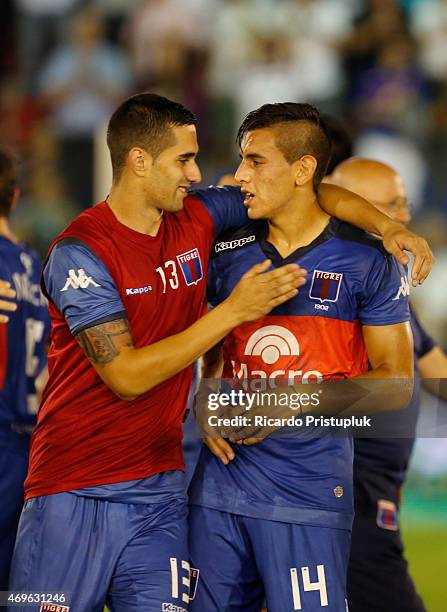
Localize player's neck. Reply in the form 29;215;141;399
267;193;330;258
107;181;163;237
0;217;19;243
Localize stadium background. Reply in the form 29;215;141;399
0;0;446;608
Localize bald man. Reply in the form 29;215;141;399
331;158;447;612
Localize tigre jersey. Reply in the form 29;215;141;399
0;237;49;446
189;218;410;529
354;305;436;484
25;187;248;499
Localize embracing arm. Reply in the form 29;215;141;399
317;183;434;286
75;261;305;400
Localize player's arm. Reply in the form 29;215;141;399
212;177;435;287
77;262;306;400
46;241;306;400
317;183;434;286
418;346;447;400
0;279;17;323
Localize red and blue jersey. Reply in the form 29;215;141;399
0;237;49;448
189;218;410;529
25;187;248;500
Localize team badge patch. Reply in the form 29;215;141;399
309;270;343;303
376;499;398;531
176;248;203;286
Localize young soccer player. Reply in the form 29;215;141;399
0;149;50;590
188;103;414;611
331;157;447;612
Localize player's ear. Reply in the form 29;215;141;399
128;147;152;178
294;155;317;187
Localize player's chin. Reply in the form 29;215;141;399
246;206;265;220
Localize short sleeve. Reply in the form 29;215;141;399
358;256;410;326
43;239;126;335
193;186;248;237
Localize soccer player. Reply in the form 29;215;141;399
330;157;447;612
7;93;432;611
188;103;414;611
0;148;50;590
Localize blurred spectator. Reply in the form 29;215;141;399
12;125;77;256
15;0;81;94
37;7;133;207
410;0;447;82
127;0;215;89
93;0;143;44
342;0;412;88
352;35;428;139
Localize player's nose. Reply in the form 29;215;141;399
234;163;249;184
187;160;202;184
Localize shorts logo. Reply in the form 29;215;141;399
309;270;343;304
189;567;200;601
40;604;69;612
244;325;300;365
215;235;255;252
392;276;410;301
176;249;203;286
334;486;344;498
376;499;398;531
60;269;100;292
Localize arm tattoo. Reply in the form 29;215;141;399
76;318;133;364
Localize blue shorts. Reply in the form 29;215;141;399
0;438;29;590
189;506;350;612
9;492;190;612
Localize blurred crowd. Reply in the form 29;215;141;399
0;0;446;342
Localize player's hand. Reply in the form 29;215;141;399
203;436;235;465
382;225;435;286
0;280;17;323
225;260;307;324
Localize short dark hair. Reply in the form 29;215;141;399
107;93;197;181
0;148;18;217
321;114;353;175
237;102;331;190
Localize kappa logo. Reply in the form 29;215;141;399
309;270;343;306
392;276;410;301
176;248;203;286
60;269;101;292
244;325;300;364
126;285;152;295
215;235;255;253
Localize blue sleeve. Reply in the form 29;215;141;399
358;256;410;326
193;186;248;236
43;239;126;335
206;257;222;308
410;305;436;358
